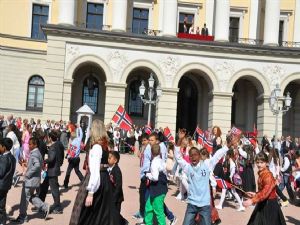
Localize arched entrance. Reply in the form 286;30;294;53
176;72;211;134
231;78;263;131
283;80;300;137
70;62;106;122
125;67;160;127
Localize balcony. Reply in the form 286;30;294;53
177;33;214;41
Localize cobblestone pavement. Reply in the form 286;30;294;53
5;153;300;225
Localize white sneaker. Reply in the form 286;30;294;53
215;205;222;210
237;206;245;212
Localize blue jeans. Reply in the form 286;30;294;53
183;204;211;225
279;174;295;200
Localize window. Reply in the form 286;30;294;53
31;4;49;39
229;17;240;42
82;76;99;113
278;20;284;46
26;75;45;111
132;8;149;34
128;80;143;116
86;3;104;29
179;13;194;33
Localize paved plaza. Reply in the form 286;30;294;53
6;153;300;225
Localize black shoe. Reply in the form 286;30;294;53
10;216;28;224
52;208;63;214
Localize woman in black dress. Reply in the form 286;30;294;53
69;120;120;225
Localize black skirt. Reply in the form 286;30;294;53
241;164;256;192
247;199;286;225
69;171;120;225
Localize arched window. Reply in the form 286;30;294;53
26;75;45;111
82;75;99;113
128;80;143;116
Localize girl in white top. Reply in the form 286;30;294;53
215;149;245;211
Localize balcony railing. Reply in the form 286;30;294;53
177;33;214;41
280;41;300;48
238;38;264;46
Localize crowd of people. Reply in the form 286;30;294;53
0;113;299;225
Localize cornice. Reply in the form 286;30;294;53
42;24;300;58
0;45;47;55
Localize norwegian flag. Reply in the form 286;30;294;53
215;176;232;189
144;125;152;135
244;124;258;146
196;127;204;145
204;138;213;153
164;127;174;142
112;105;133;131
230;126;242;136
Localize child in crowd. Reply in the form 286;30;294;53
107;151;127;225
174;135;239;225
243;152;286;225
11;137;50;224
294;150;300;193
166;142;175;180
145;144;168;225
215;149;245;211
0;138;16;225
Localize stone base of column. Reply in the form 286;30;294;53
208;92;232;138
257;97;282;139
104;82;126;125
155;88;178;137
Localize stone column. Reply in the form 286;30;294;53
205;0;215;35
257;96;282;139
208;92;232;138
155;88;178;137
104;83;126;125
162;0;178;37
249;0;259;40
42;38;66;122
263;0;280;46
58;0;76;26
294;0;300;46
111;0;128;32
214;0;230;42
61;79;73;122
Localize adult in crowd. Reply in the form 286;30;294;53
69;119;120;225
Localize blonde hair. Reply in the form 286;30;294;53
90;119;108;145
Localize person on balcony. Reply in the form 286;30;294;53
196;26;200;35
201;23;209;36
189;24;195;34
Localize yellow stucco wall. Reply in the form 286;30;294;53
0;0;297;50
281;0;296;42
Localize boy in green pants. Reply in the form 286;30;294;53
144;144;168;225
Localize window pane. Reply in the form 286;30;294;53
133;9;140;18
31;4;48;40
87;3;103;29
82;76;99;113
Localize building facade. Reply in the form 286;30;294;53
1;0;300;138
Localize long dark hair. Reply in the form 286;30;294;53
9;124;22;147
268;147;279;165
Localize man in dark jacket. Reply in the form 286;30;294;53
39;131;64;214
0;138;16;225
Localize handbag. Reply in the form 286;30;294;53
233;170;242;186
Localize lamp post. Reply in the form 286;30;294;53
139;73;162;125
269;83;292;148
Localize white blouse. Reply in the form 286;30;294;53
86;144;103;194
6;131;20;154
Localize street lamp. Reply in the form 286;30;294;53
139;73;162;125
269;83;292;148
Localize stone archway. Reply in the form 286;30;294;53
125;67;160;127
70;62;107;122
283;80;300;137
231;77;264;131
176;70;212;134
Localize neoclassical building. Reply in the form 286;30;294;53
1;0;300;138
